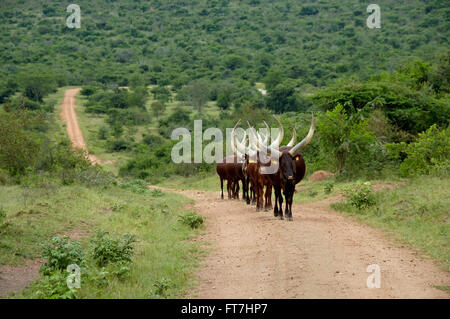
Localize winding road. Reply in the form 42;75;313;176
59;88;105;165
62;88;449;299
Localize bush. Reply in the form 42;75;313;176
97;126;108;140
29;270;77;299
90;231;137;267
151;277;173;298
81;86;97;96
343;182;376;209
324;182;334;194
178;212;204;229
106;137;132;152
0;110;40;175
0;206;6;229
118;179;148;193
388;124;450;177
39;236;85;276
317;103;377;173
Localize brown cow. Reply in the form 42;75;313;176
261;116;315;221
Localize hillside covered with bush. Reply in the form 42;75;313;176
0;0;448;96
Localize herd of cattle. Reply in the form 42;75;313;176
216;115;314;221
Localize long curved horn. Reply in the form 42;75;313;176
231;120;241;154
247;121;259;151
262;121;270;145
234;122;256;157
289;115;314;156
233;129;248;156
269;115;284;148
286;127;297;147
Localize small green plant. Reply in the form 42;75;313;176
324;182;334;194
179;212;204;229
0;206;6;223
111;202;124;212
90;230;137;267
152;277;173;298
39;236;85;276
308;190;318;197
29;270;78;299
152;202;169;214
343;182;376;209
118;179;148;193
150;189;164;197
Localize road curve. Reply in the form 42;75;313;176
59;88;104;165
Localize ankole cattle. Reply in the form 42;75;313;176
216;155;245;200
216;122;249;201
220;115;314;221
255;115;314;221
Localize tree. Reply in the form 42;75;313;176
151;101;166;119
264;68;284;92
150;86;170;103
266;80;310;113
18;68;57;102
0;110;40;175
128;86;148;109
318;104;377;172
185;79;210;113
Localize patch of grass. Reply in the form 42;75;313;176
1;179;204;298
435;286;450;294
157;173;219;191
331;176;450;271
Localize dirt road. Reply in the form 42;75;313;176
157;187;449;299
57;88;449;298
59;88;104;165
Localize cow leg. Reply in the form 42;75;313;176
283;188;292;220
220;178;224;199
227;180;232;199
273;185;279;217
278;188;286;219
251;183;256;205
264;184;273;211
264;184;269;211
267;184;273;210
286;191;294;221
235;180;240;200
256;182;262;212
246;177;251;205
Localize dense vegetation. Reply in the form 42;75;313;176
1;0;449;102
0;0;449;297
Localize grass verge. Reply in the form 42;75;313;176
331;176;450;272
0;180;205;298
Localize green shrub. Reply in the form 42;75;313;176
106;137;132;152
179;212;204;229
388;124;450;177
28;270;77;299
343;182;376;209
308;190;318;197
118;179;148;193
39;236;85;276
324;182;334;194
90;230;137;267
317;103;377;174
149;189;164;197
151;277;173;298
97;126;109;140
0;206;7;229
